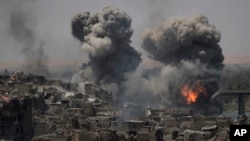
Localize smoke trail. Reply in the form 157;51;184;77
71;5;141;86
135;15;224;113
2;0;49;76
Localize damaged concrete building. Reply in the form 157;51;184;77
0;72;247;141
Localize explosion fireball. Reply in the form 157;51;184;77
181;81;207;105
141;15;224;113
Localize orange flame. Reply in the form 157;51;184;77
181;81;207;105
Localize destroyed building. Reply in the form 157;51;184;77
0;94;33;141
1;2;249;141
0;69;247;141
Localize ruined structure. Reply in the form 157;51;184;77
0;92;33;140
0;71;247;141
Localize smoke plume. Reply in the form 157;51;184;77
134;15;224;113
71;5;141;86
142;15;224;70
2;0;49;76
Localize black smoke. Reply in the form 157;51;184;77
142;15;224;70
140;15;224;113
71;5;141;86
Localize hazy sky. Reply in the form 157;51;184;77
0;0;249;65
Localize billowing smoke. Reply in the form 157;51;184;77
127;15;224;113
71;6;141;88
142;15;224;69
2;0;49;76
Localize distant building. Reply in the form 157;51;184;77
84;83;95;96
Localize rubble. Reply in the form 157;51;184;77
0;71;247;141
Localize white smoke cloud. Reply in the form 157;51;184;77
82;36;112;57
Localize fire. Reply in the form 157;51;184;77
181;81;207;105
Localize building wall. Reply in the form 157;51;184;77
23;98;33;141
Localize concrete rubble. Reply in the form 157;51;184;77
0;71;246;141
